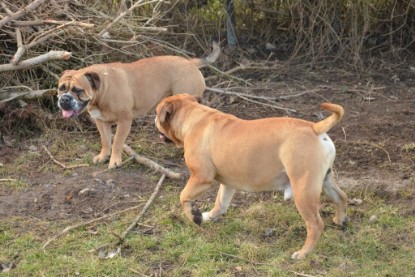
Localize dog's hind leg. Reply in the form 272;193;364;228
202;184;236;222
323;169;347;225
291;177;324;260
180;175;214;225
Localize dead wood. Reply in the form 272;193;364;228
0;87;56;103
0;51;71;73
42;145;89;170
0;0;46;29
123;144;182;180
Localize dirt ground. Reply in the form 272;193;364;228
0;64;414;222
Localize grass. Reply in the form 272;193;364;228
1;189;414;276
1;132;414;276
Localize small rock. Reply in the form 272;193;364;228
78;145;88;152
264;228;276;238
29;145;38;151
368;215;377;224
265;42;277;51
391;75;400;83
349;198;363;205
78;188;90;195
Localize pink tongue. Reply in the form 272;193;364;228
62;110;74;118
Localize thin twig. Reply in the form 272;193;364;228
94;174;166;251
221;252;318;277
42;145;89;169
206;87;297;113
97;0;163;37
92;156;135;177
348;140;392;164
42;203;152;249
0;178;18;182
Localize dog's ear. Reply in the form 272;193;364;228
159;102;174;124
84;72;101;91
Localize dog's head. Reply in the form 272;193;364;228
57;69;100;118
155;94;202;147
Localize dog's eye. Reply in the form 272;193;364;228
58;84;66;91
72;87;84;95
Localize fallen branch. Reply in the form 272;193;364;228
206;87;297;113
205;61;282;82
121;174;165;239
41;200;156;250
94;174;166;253
11;28;26;65
0;0;46;29
123;144;181;179
10;19;94;28
0;51;71;73
0;88;55;103
42;145;89;170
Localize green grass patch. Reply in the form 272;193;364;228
2;189;413;276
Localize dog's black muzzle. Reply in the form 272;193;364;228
58;92;89;118
58;94;75;111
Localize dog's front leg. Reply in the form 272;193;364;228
109;119;132;169
202;184;236;222
93;119;112;164
180;176;213;225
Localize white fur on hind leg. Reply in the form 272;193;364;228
284;186;293;201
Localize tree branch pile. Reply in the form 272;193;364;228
0;0;188;103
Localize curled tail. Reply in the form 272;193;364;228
190;41;220;68
313;103;344;135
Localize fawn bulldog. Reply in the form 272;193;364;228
155;94;348;259
57;43;220;169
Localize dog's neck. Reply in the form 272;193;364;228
174;104;227;144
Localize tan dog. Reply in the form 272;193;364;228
57;43;220;168
155;94;348;259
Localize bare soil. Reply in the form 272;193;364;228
1;65;414;223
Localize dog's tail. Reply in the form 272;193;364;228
190;41;220;68
313;103;344;135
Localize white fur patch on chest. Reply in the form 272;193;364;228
89;108;107;121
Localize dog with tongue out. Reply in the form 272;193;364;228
56;42;220;169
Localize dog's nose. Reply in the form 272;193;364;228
59;94;73;110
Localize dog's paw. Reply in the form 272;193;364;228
108;159;122;169
93;153;109;164
291;250;307;260
202;212;212;222
191;206;203;225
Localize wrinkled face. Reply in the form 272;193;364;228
57;70;100;118
155;94;202;147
